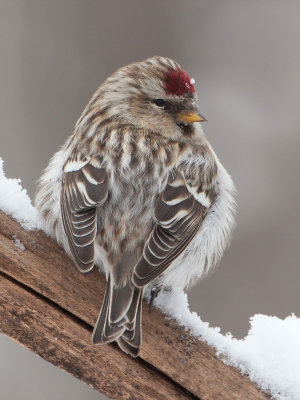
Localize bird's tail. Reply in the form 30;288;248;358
92;274;143;357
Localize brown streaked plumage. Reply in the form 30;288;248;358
35;56;236;357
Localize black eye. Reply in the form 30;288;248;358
154;98;165;107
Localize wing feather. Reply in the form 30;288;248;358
132;171;210;287
61;158;108;272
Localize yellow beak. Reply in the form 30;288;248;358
179;111;206;123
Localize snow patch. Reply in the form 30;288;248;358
152;288;300;400
0;158;42;230
12;235;26;251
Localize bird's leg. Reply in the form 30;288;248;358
149;286;161;313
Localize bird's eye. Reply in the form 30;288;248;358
154;99;165;107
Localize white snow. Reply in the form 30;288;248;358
12;235;26;251
153;288;300;400
0;158;42;230
1;155;299;400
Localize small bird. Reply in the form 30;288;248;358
35;56;236;357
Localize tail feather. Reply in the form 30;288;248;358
117;336;139;358
92;275;124;344
118;289;142;351
109;280;135;323
92;274;143;357
117;294;142;357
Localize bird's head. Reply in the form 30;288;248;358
84;56;206;143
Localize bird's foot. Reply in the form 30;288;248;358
149;287;161;313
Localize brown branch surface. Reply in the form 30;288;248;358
0;211;269;400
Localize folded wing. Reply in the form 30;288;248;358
132;171;212;287
61;158;108;272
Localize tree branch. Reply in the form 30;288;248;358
0;211;269;399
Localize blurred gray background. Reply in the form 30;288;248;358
0;0;299;399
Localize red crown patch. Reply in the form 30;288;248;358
164;68;195;96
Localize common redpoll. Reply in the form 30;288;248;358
35;56;236;357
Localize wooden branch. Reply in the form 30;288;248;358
0;211;269;400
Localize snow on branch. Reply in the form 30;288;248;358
0;158;41;230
